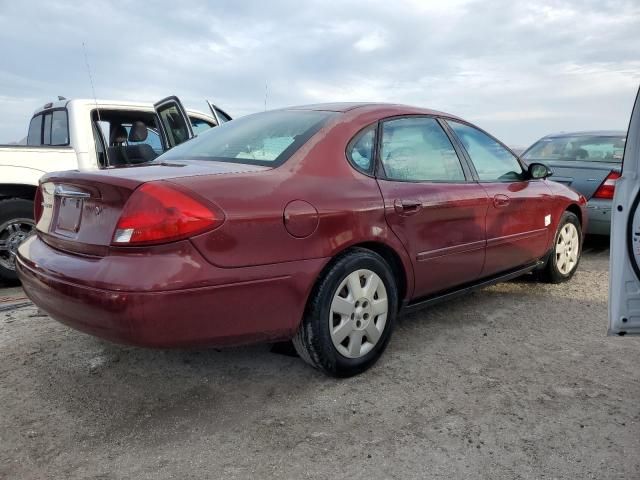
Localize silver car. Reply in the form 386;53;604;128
522;130;626;235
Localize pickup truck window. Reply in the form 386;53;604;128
26;110;69;146
157;103;190;147
43;114;52;144
51;110;69;145
125;125;163;154
190;118;214;135
27;115;42;145
215;108;231;124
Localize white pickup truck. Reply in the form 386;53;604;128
0;95;231;281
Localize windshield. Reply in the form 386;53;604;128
523;135;626;162
159;110;336;166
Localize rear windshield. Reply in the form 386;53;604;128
523;135;626;162
159;110;336;166
26;109;69;146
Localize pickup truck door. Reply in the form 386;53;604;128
154;96;194;148
206;100;232;126
609;86;639;335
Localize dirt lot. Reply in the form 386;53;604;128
0;237;638;479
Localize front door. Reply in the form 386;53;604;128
446;120;552;276
206;100;233;126
154;96;194;149
375;116;489;299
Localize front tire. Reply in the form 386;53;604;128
0;198;35;282
538;211;582;283
292;248;398;377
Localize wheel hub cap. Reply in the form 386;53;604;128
555;223;579;275
329;269;388;359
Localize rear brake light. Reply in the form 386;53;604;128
34;185;44;223
593;171;621;200
112;182;224;245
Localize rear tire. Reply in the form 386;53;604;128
537;211;582;283
292;248;398;377
0;198;35;282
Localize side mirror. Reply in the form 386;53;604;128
528;162;553;179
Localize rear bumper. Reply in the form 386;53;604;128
17;236;326;348
586;198;611;235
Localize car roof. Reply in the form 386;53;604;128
284;102;463;120
542;130;627;138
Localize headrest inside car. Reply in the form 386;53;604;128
129;121;148;142
110;124;128;144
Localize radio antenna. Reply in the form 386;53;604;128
264;80;268;111
82;42;101;123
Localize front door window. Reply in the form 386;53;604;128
447;121;523;181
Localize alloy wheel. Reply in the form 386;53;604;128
0;219;35;271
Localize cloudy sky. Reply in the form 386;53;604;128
0;0;638;146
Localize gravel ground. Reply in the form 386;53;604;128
1;237;638;479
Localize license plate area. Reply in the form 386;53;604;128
39;183;92;238
55;197;84;235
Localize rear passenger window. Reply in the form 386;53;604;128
347;125;376;173
43;114;52;145
448;121;523;181
380;117;465;182
51;110;69;145
27;115;42;145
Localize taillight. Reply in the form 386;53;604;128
592;171;621;200
112;182;224;246
33;185;44;223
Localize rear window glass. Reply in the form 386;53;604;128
523;135;626;162
159;110;335;166
51;110;69;145
26;110;69;146
43;114;52;145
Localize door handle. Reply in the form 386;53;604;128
394;199;422;215
493;194;510;208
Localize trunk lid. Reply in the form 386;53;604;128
526;158;621;199
37;161;269;255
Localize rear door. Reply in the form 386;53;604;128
446;120;552;276
375;116;489;298
206;101;232;126
154;96;193;148
610;87;639;335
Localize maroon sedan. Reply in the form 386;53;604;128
17;103;587;377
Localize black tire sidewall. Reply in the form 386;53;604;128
0;198;35;281
309;250;398;377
